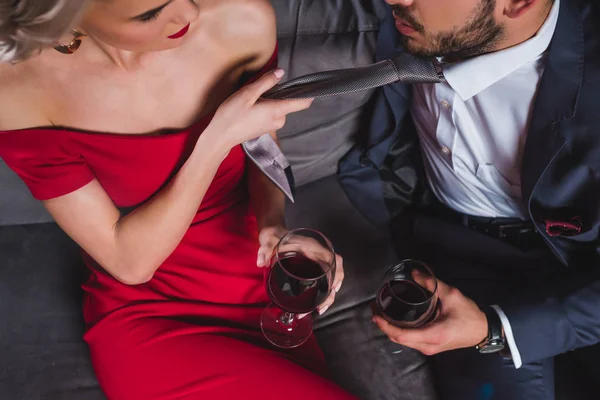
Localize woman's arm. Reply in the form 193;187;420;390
45;131;228;285
247;132;287;267
248;132;286;230
44;72;313;285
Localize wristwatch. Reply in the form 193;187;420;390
476;306;506;354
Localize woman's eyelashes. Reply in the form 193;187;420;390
139;10;162;23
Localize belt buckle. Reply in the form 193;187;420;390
497;222;537;250
497;222;532;240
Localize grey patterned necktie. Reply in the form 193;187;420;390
241;52;445;202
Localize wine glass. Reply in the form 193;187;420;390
375;259;438;347
260;228;336;348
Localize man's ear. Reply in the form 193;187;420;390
503;0;540;18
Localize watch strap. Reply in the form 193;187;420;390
476;306;505;352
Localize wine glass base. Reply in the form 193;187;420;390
260;303;313;349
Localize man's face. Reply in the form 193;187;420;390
385;0;506;60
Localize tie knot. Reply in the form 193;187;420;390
390;52;446;85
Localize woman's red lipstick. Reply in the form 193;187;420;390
168;24;190;39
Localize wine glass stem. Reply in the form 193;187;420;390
281;312;295;326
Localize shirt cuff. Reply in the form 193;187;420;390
491;305;523;369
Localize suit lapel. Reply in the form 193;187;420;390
522;0;585;205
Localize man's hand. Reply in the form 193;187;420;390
373;276;488;356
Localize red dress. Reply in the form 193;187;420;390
0;53;356;400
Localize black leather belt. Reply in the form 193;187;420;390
429;204;544;251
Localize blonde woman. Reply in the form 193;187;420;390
0;1;351;398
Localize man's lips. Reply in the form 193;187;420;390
394;17;417;35
168;24;190;39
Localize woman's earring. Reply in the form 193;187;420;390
54;30;87;55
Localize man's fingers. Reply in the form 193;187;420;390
412;271;455;300
395;342;441;356
412;270;437;294
372;315;400;340
372;315;441;345
436;279;456;298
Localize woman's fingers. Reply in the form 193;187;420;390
248;68;285;101
332;254;345;294
317;292;336;316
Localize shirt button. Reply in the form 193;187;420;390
441;100;451;109
441;146;451;155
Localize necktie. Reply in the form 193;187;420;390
241;52;445;202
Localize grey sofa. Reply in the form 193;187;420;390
0;1;436;399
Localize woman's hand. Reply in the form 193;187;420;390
256;225;288;268
257;226;345;317
207;69;313;150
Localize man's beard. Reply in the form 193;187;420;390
392;0;505;61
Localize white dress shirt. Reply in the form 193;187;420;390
411;0;560;219
410;0;560;368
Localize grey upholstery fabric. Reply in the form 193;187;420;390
274;0;387;187
0;159;52;226
0;224;104;400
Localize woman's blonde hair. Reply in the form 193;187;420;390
0;0;90;63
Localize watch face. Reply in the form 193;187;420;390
479;343;505;354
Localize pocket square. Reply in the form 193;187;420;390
545;216;583;237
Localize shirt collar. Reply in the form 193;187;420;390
442;0;560;101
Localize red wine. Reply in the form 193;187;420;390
377;280;433;327
267;253;330;314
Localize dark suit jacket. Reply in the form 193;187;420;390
339;0;600;365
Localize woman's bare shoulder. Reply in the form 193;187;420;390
0;60;52;131
203;0;277;69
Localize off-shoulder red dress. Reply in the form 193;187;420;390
0;53;355;400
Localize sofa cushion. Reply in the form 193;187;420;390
0;224;104;400
274;0;386;186
0;158;53;226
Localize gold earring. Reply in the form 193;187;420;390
54;30;87;54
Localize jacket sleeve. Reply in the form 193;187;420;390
498;248;600;364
